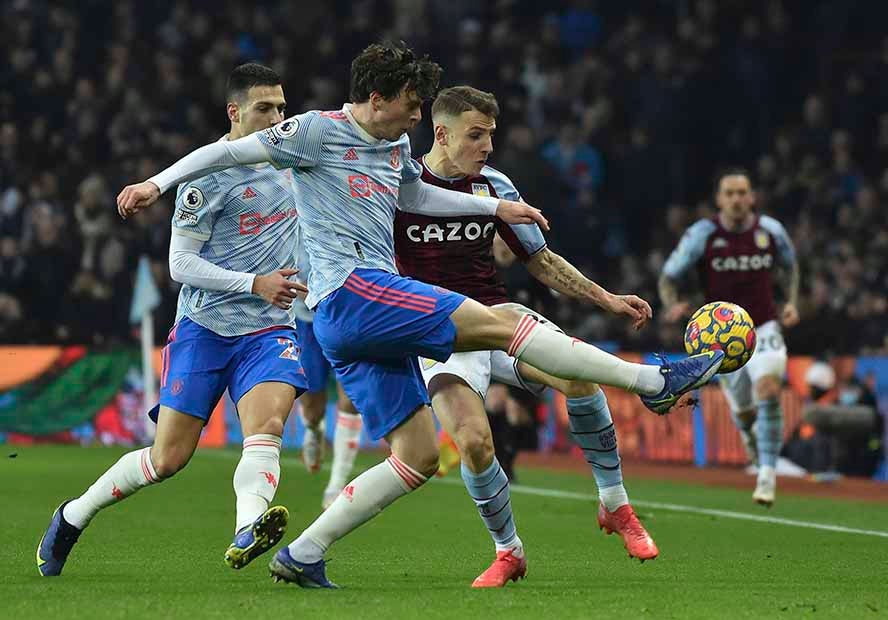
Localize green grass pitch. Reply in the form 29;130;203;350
4;446;887;619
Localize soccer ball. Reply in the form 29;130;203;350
684;301;756;373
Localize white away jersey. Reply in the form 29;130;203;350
172;152;299;336
255;104;422;308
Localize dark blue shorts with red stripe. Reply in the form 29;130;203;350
312;268;467;440
149;316;308;424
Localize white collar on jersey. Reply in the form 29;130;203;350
342;103;385;145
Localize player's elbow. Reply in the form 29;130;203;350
168;254;189;285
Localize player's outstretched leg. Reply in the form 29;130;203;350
37;408;202;576
450;301;724;414
270;405;438;588
322;388;363;509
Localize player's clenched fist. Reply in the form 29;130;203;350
252;268;308;309
495;199;549;231
117;181;161;219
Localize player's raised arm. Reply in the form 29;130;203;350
118;114;326;219
526;246;652;330
117;135;271;218
398;178;549;229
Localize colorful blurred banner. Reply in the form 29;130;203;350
1;347;884;474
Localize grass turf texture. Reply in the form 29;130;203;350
4;446;887;619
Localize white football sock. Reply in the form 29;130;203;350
233;434;282;533
288;454;426;562
63;447;161;530
325;411;362;494
509;315;664;395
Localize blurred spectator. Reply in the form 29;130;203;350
0;1;885;354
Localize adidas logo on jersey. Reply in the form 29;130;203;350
242;187;257;200
343;148;359;161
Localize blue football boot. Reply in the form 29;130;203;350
641;350;725;415
224;505;289;569
37;500;82;576
268;547;338;589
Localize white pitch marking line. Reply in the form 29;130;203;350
435;477;888;539
202;451;888;538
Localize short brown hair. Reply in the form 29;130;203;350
350;41;441;103
432;86;499;121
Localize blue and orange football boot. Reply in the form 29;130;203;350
37;500;82;576
224;505;289;569
269;547;338;589
641;351;724;415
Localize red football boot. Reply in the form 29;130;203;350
471;549;527;588
598;503;659;562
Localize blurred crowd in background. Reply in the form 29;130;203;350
1;0;886;355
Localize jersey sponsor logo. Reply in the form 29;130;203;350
348;174;398;198
175;209;198;225
754;229;770;249
405;221;496;243
711;237;728;248
242;186;257;200
471;183;491;197
710;253;774;272
343;147;359;161
390;146;401;170
182;186;204;210
239;208;298;235
273;118;299;138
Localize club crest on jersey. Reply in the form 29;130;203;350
273;118;299;138
471;183;491;197
390;146;401;169
182;187;204;211
754;230;770;249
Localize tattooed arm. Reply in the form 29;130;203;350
525;247;652;329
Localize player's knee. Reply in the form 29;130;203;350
562;381;600;399
755;376;781;401
149;446;190;479
249;415;285;438
455;424;494;470
413;449;440;479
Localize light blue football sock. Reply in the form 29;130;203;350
568;390;628;511
461;458;521;552
756;399;783;468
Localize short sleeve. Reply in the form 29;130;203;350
759;216;796;267
662;219;715;279
255;112;327;170
172;175;224;241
